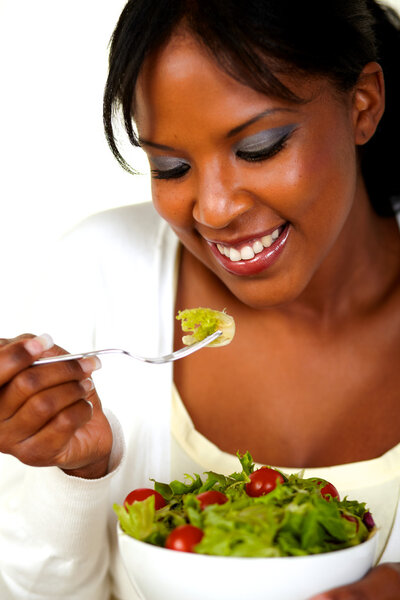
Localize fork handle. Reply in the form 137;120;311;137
32;330;223;366
32;349;125;366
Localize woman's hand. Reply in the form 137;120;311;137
0;334;113;479
310;563;400;599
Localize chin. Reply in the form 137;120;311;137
224;280;306;310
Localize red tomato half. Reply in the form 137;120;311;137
165;525;204;553
245;467;284;497
319;481;340;502
123;488;166;511
196;490;228;510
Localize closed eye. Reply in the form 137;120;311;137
151;163;190;180
149;157;190;180
236;130;295;163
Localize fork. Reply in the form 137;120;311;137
32;330;222;366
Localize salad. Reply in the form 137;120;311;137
114;452;375;558
176;307;235;347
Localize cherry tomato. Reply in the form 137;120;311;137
196;490;228;510
342;514;359;532
245;467;284;497
165;525;204;552
123;488;166;511
319;481;340;501
309;478;340;501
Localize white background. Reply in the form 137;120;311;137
0;0;150;329
1;0;400;329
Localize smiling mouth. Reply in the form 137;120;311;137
207;223;290;276
214;225;285;262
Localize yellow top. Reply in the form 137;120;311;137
171;383;400;562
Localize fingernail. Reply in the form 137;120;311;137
79;356;102;373
85;399;94;413
81;378;95;393
24;334;54;357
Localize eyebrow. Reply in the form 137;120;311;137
139;139;176;151
138;107;300;151
227;107;299;138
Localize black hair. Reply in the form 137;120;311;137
103;0;400;217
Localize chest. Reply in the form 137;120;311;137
173;314;400;468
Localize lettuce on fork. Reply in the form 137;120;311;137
176;307;235;347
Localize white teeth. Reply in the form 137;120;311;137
229;247;241;262
253;240;263;254
240;245;254;260
261;234;273;248
215;226;283;262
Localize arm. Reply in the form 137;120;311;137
310;563;400;599
0;336;118;599
0;205;173;599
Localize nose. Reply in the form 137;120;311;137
192;160;254;229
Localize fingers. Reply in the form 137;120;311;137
0;334;54;387
1;379;94;445
9;396;95;467
0;355;101;420
0;332;105;469
0;334;35;347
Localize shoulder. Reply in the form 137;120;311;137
58;202;178;264
41;201;179;295
66;202;165;246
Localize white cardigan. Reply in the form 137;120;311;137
0;201;399;599
0;202;179;600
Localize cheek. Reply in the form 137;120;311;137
300;137;357;236
151;184;193;230
254;132;357;230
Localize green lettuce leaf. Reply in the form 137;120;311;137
113;495;155;540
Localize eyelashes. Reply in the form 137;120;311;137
151;162;190;180
149;155;190;180
150;126;297;180
235;131;293;163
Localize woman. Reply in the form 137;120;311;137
0;1;399;598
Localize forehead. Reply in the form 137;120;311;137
134;30;342;138
135;31;260;123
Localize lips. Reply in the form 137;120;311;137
207;223;290;276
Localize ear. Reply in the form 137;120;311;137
352;62;385;145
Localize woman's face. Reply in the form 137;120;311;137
135;32;362;309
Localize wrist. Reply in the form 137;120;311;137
62;453;111;480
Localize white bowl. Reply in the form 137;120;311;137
117;525;378;600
